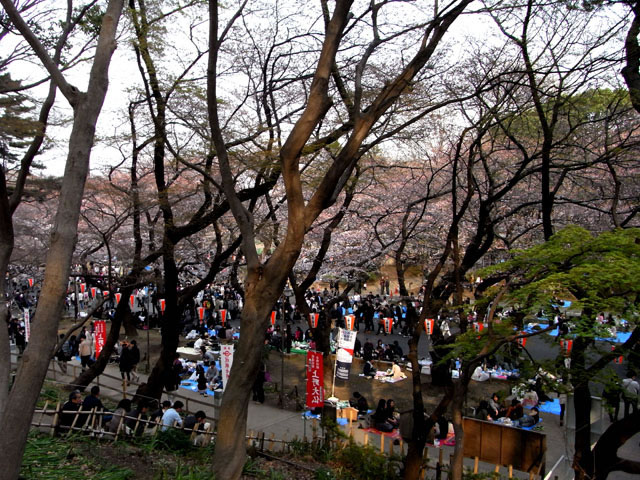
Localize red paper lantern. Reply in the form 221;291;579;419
474;322;486;333
384;317;393;334
345;314;355;331
612;345;623;364
517;333;527;347
424;318;434;335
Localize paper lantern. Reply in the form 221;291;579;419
345;314;355;331
424;318;434;335
384;317;393;334
517;333;527;347
612;345;623;364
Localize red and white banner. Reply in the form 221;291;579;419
115;292;122;305
309;313;319;328
28;278;34;288
80;283;86;294
335;328;357;380
384;317;394;334
91;287;96;299
198;306;205;321
103;290;109;297
94;320;106;357
561;339;573;355
23;309;30;342
424;318;434;335
129;294;135;309
160;299;166;313
306;350;324;408
220;309;227;325
517;333;527;347
345;314;355;331
270;311;276;326
220;344;234;391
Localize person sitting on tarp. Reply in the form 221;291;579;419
363;359;375;378
350;391;369;417
517;407;540;427
371;399;394;432
386;399;400;428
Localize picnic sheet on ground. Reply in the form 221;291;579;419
537;398;561;415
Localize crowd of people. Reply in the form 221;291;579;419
55;387;211;444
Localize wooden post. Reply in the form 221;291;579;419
50;402;60;436
38;401;49;428
67;409;80;437
474;456;479;473
494;464;500;474
364;431;369;446
113;413;125;441
247;430;255;447
380;433;385;454
508;465;513;478
268;433;275;450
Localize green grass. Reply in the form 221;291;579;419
20;433;135;479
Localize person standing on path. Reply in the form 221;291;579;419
622;371;639;418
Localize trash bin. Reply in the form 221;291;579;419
323;400;337;423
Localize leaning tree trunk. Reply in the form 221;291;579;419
0;3;124;479
212;269;285;479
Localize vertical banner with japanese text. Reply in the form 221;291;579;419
220;344;234;391
335;328;357;380
94;320;106;357
306;351;324;408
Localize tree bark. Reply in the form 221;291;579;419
0;2;124;479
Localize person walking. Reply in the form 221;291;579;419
622;371;639;418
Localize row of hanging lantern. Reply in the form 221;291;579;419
197;306;227;325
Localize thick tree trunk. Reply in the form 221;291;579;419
573;383;594;479
0;169;14;416
0;3;124;479
593;412;640;479
449;381;467;480
212;280;281;479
